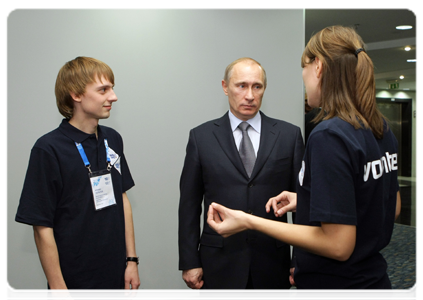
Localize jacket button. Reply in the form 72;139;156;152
248;210;253;214
248;183;254;188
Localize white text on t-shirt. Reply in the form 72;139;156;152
363;152;397;182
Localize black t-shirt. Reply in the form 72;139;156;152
16;119;135;289
295;117;399;289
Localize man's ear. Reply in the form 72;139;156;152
315;57;323;79
69;92;81;102
222;79;229;95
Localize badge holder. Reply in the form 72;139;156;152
76;140;117;211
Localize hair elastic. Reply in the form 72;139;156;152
355;48;365;57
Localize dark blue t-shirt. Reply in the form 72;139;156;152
16;119;135;289
294;117;399;289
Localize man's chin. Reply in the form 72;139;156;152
240;110;258;118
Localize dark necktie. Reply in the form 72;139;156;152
238;122;256;177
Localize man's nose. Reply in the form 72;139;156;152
245;88;254;101
109;90;118;102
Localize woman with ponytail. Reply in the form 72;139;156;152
207;26;401;289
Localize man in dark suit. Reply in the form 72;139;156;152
178;57;304;289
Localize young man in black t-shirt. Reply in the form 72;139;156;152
16;57;140;289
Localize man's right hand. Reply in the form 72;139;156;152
289;267;296;286
182;268;204;289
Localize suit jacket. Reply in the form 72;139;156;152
178;111;304;289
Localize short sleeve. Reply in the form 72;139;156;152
119;152;135;192
307;130;357;225
15;146;63;227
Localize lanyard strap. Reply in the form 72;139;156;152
75;139;111;173
104;139;111;164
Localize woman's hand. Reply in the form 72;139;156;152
207;203;249;238
266;191;297;217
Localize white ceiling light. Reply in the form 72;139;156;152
407;59;416;63
396;25;413;30
399;75;405;79
404;46;411;51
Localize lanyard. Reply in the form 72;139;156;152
75;139;111;173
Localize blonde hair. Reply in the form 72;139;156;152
302;26;385;139
55;57;115;119
224;57;267;89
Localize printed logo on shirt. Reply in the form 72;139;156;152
114;157;122;175
363;152;398;182
108;147;120;166
298;161;305;186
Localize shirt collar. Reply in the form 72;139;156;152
58;119;104;143
228;110;261;134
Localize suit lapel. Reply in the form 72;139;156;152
250;112;279;180
212;113;247;177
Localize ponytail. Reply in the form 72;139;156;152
355;49;385;139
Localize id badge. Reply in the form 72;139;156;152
89;169;117;210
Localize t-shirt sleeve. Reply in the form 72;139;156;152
119;152;135;192
15;146;63;227
307;130;357;225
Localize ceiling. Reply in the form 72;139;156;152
305;9;416;91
